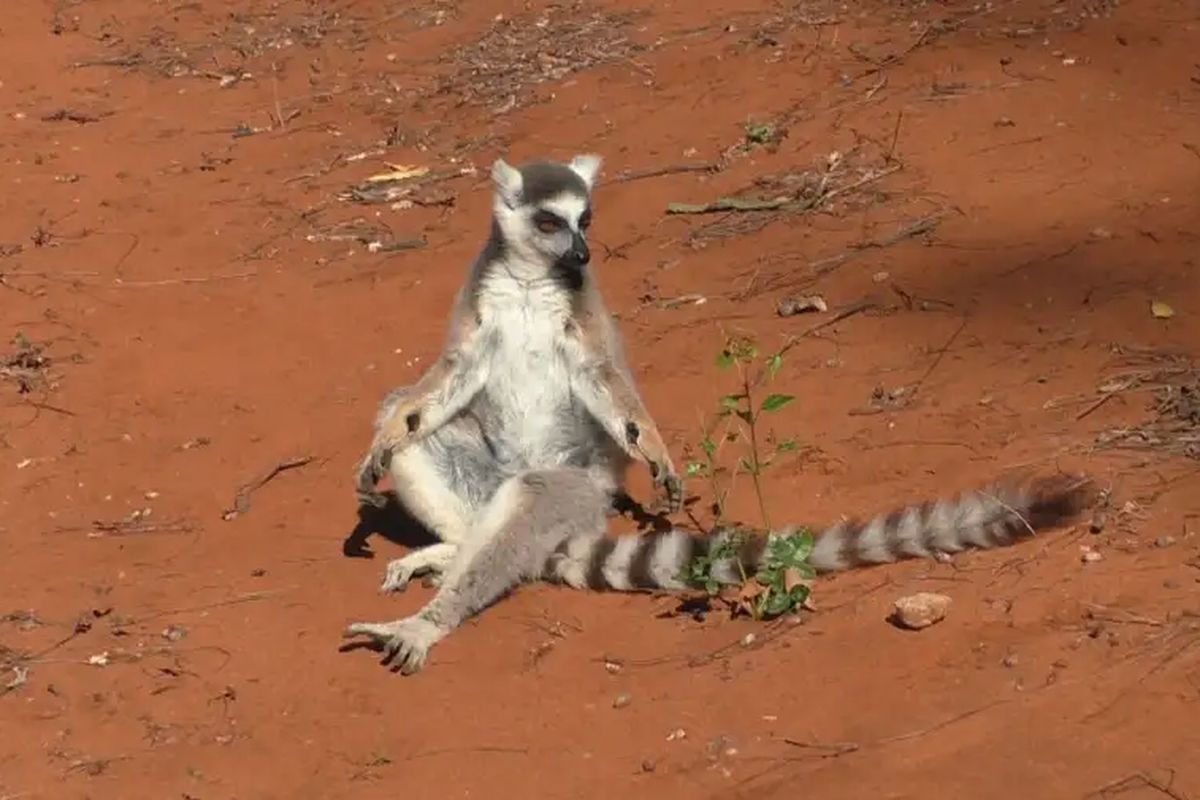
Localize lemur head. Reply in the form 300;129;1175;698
490;154;602;282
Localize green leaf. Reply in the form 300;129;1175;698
737;456;758;475
720;393;744;412
745;123;775;144
760;394;795;413
716;350;734;370
765;353;783;380
762;590;795;617
700;437;717;457
685;461;707;477
787;584;811;606
789;530;815;562
775;437;799;454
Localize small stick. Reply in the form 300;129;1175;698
71;55;142;69
1086;771;1190;800
781;739;860;758
907;316;968;397
223;455;315;520
21;399;76;416
778;298;878;356
665;164;901;216
133;589;291;624
613;162;721;184
271;62;287;130
113;272;256;287
886;109;904;161
1075;391;1117;421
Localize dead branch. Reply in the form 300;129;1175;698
613;162;722;184
222;455;315;520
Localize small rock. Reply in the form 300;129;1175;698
776;294;828;318
1002;653;1020;668
891;592;952;630
872;270;891;283
740;633;756;648
1089;511;1107;534
1154;536;1176;548
604;660;622;674
666;728;687;742
1081;549;1103;563
1089;226;1113;240
641;759;657;773
612;692;632;709
161;625;187;642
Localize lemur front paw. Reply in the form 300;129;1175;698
343;616;445;675
355;451;390;509
654;467;684;514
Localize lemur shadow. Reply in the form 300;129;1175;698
341;490;440;560
610;489;677;533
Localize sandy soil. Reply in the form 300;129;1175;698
2;0;1199;797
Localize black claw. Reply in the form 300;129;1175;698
624;421;640;445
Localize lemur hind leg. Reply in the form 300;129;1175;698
375;441;477;593
344;467;610;674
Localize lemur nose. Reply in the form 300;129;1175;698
570;233;590;266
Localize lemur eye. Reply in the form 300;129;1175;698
534;213;563;234
579;213;592;230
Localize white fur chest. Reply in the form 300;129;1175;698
474;272;579;463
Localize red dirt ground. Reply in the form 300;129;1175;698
2;0;1199;797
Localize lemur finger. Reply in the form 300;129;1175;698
343;622;388;640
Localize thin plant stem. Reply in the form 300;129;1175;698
740;365;771;531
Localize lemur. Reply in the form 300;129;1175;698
344;154;1095;675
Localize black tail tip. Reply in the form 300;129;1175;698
1024;473;1098;528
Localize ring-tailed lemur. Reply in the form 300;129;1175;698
343;154;1095;675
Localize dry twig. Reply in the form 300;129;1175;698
223;455;315;520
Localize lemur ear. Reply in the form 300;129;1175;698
491;158;523;208
568;153;602;190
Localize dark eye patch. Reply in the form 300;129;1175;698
534;210;566;234
579;209;593;229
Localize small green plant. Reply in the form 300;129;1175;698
744;121;776;146
682;533;739;596
682;526;816;621
751;531;816;618
685;334;797;529
680;334;814;620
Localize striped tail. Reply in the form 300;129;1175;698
541;473;1096;592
